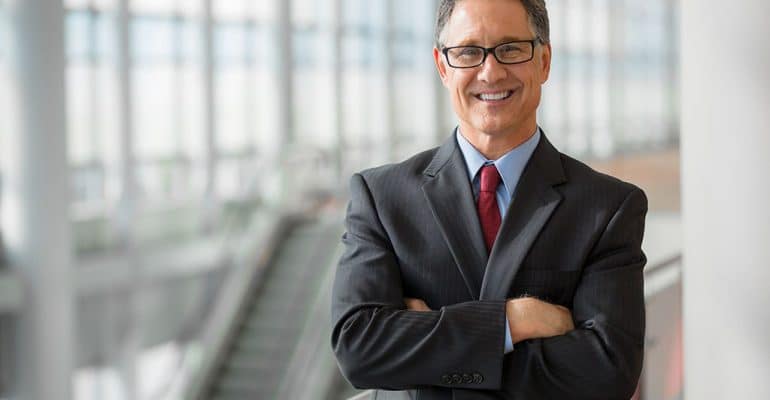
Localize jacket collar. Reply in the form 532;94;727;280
422;129;566;299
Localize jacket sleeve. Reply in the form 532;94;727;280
455;187;649;400
331;173;508;391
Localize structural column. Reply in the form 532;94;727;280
202;0;218;225
114;1;142;397
1;0;74;399
264;0;292;205
329;0;345;184
607;0;625;151
381;0;396;163
681;0;770;398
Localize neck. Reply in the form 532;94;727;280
459;122;538;160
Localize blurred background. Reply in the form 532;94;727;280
0;0;767;399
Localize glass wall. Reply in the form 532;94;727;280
65;0;121;253
340;0;384;170
130;0;205;208
65;0;206;252
391;0;437;160
542;0;678;159
290;0;338;190
63;0;286;255
212;0;274;199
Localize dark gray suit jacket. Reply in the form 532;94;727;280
331;131;647;400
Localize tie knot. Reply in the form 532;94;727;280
479;164;501;193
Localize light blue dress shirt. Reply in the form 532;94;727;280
455;127;541;354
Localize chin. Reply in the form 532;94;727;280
473;120;515;136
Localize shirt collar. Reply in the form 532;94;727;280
455;127;541;197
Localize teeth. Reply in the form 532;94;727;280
478;91;512;101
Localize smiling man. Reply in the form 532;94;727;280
331;1;648;399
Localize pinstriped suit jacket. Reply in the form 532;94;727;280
331;131;648;400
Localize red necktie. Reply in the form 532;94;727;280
477;164;502;252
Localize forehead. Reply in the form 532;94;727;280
443;0;534;45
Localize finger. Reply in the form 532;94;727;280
404;298;419;310
404;298;430;311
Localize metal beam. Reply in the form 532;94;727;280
115;0;140;397
381;0;396;162
202;0;217;227
115;0;136;243
330;0;345;183
265;0;293;204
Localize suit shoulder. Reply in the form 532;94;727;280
355;146;439;188
558;153;646;201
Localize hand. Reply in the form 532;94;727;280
404;297;431;312
506;297;574;344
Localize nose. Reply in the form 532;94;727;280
477;53;508;83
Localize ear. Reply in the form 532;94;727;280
433;47;450;87
538;43;552;84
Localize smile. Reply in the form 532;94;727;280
475;90;513;102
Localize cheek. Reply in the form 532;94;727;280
516;73;541;101
448;74;473;96
452;82;473;108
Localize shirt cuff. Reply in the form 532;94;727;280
504;314;514;353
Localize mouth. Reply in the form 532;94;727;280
474;90;514;102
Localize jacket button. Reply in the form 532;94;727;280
441;374;452;384
462;373;473;383
473;373;484;384
452;373;463;384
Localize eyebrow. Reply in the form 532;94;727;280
453;35;534;47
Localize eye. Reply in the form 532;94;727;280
498;43;525;55
453;47;482;58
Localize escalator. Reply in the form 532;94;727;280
194;214;345;400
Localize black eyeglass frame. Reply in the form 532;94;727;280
441;38;542;69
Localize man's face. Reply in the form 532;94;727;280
433;0;551;139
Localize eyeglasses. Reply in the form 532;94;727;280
441;39;541;69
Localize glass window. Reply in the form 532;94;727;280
391;0;437;158
588;0;613;158
290;0;338;190
131;7;205;205
340;0;391;169
541;0;568;150
564;0;590;155
540;0;677;158
62;0;212;248
65;4;120;217
131;0;177;16
212;1;271;200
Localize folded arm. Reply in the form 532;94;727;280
332;173;648;399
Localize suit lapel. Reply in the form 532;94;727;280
480;133;567;300
422;134;488;299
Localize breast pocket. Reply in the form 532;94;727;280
509;270;581;306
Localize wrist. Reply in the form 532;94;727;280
506;299;531;343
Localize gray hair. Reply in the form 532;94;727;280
434;0;550;48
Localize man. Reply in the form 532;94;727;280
331;0;647;399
